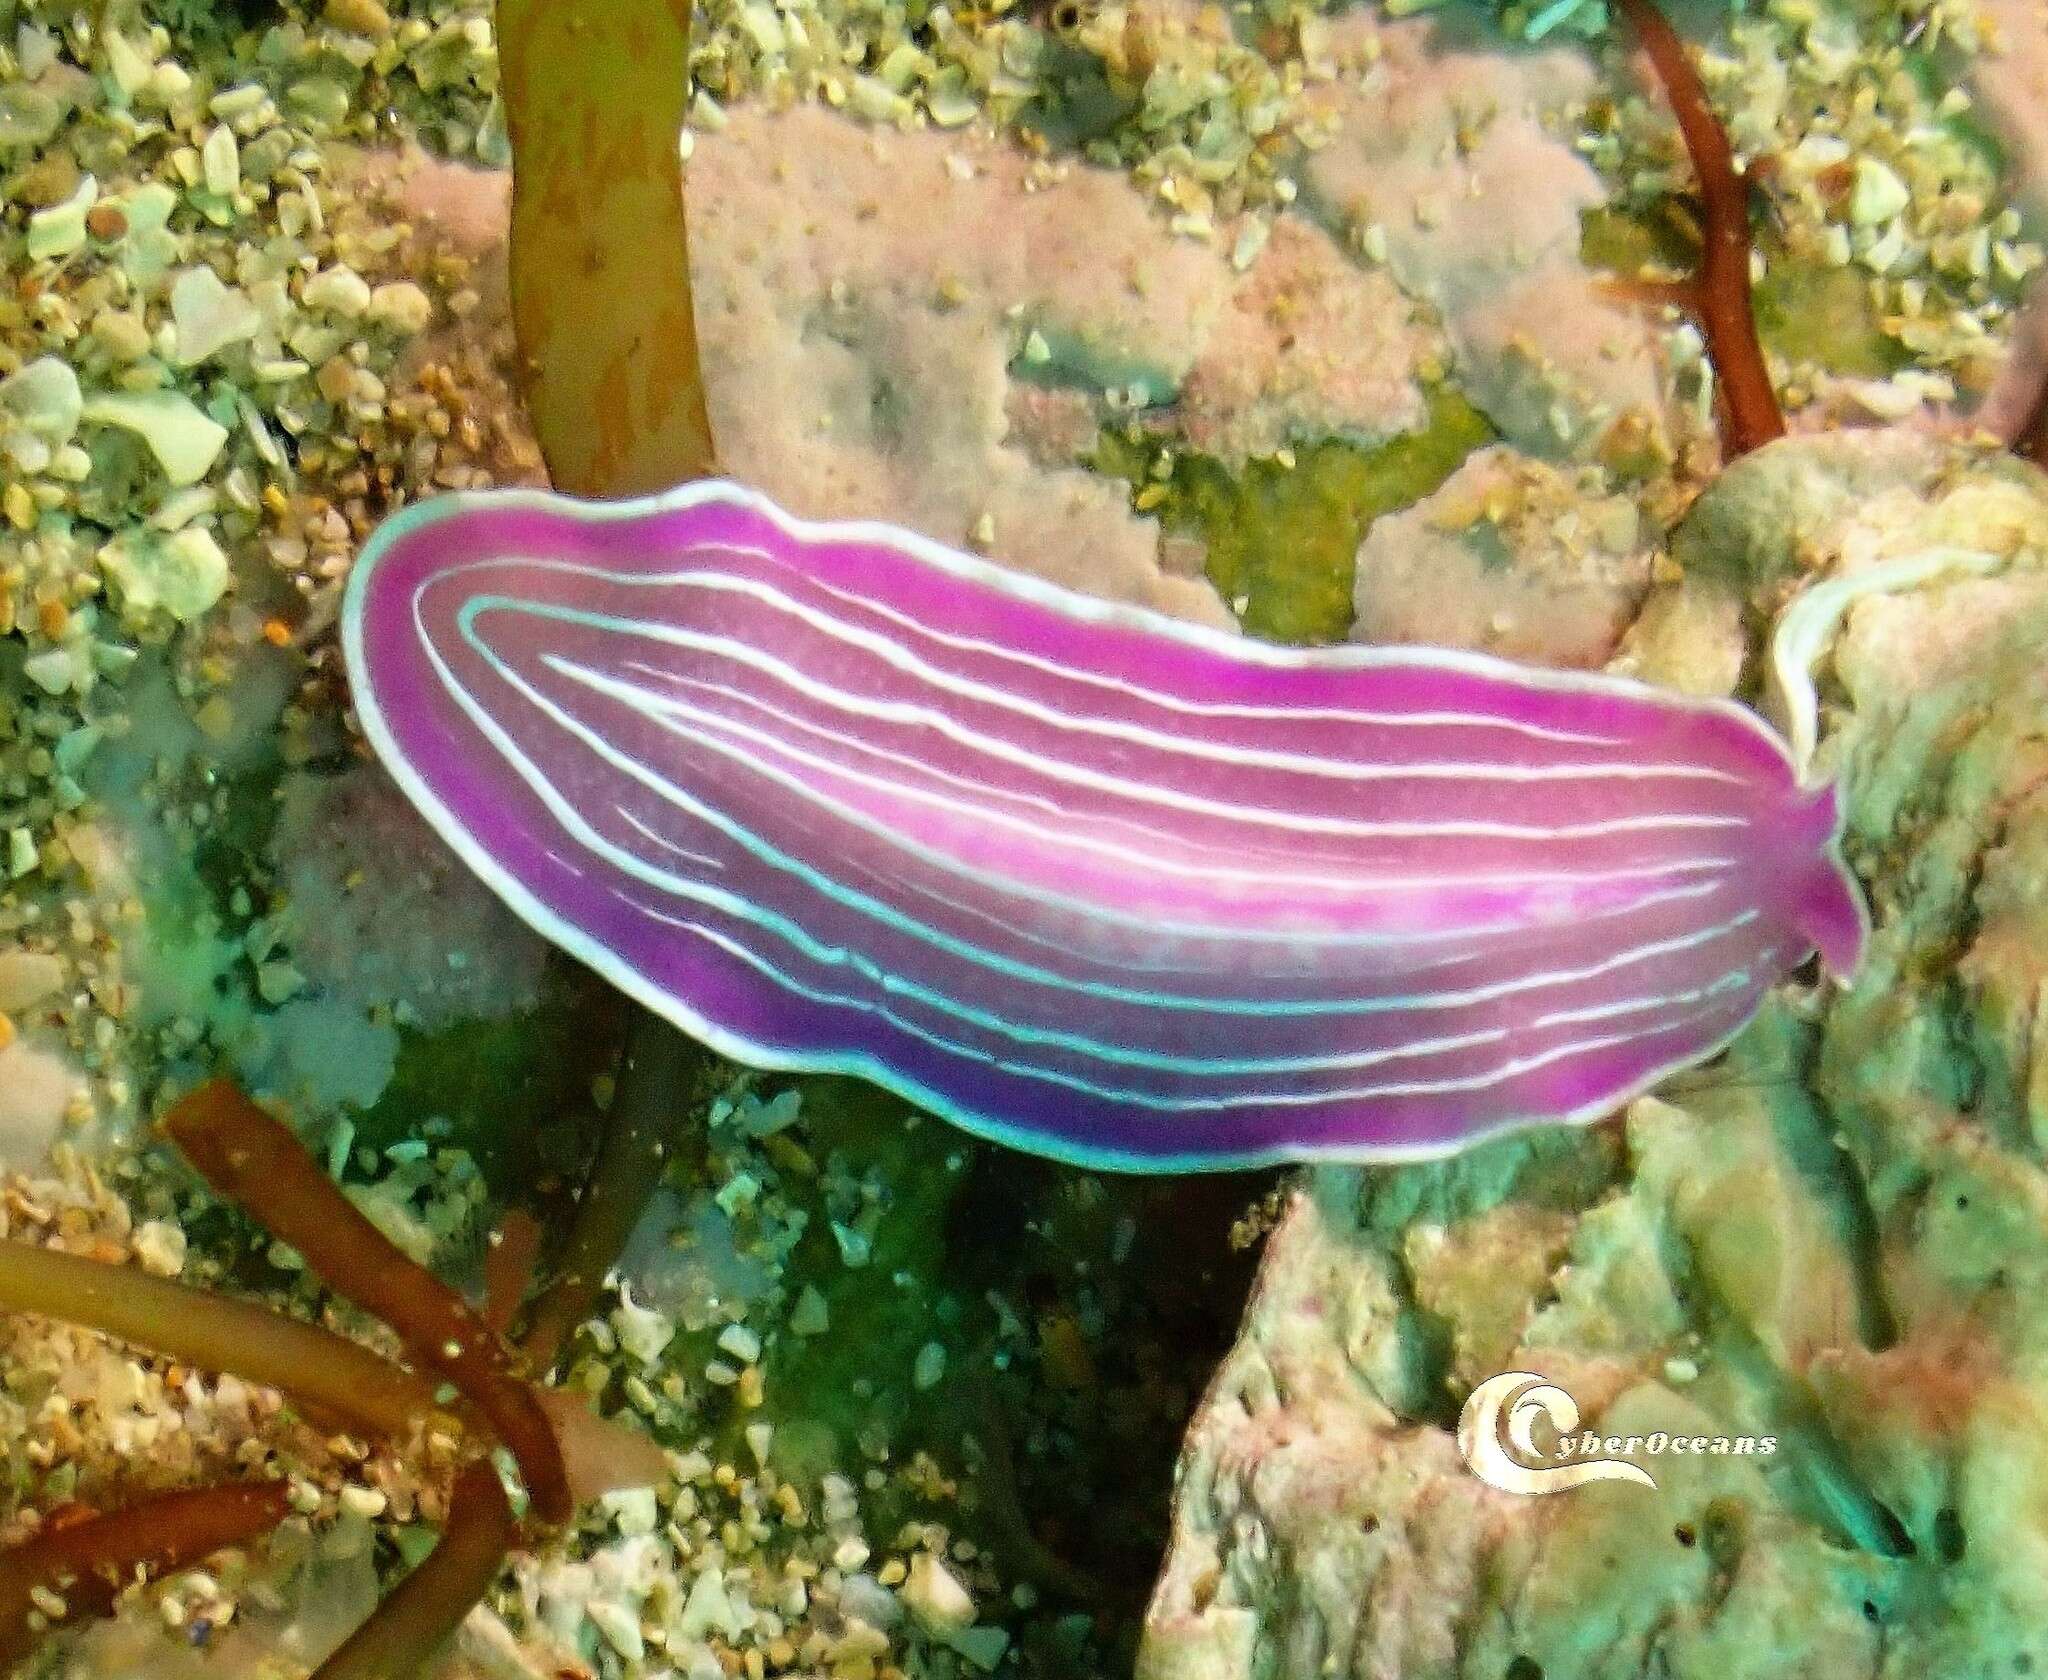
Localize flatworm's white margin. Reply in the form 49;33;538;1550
341;478;1818;1173
1768;545;2007;778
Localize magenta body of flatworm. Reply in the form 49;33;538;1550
341;479;1868;1171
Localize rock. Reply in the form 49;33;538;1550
901;1553;977;1634
0;951;65;1013
0;1039;83;1166
1350;444;1653;666
79;390;229;487
0;356;82;445
0;85;63;152
169;265;262;366
1142;440;2048;1680
1300;12;1669;461
366;280;432;334
302;264;373;317
323;0;394;38
1607;576;1747;698
1669;428;1957;596
27;173;96;260
1176;216;1434;461
685;104;1240;626
97;526;231;623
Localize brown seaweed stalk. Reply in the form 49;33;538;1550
2012;374;2048;470
0;1238;435;1439
309;1459;517;1680
1613;0;1786;458
497;0;718;496
478;1210;544;1336
161;1081;571;1526
518;1017;709;1371
0;1481;292;1668
496;0;725;1376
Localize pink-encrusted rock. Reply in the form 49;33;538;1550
1177;216;1431;461
685;104;1239;626
392;107;1450;628
1351;444;1653;666
1302;14;1670;460
1952;0;2048;446
1144;440;2048;1680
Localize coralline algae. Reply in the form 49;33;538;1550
344;478;1865;1170
1143;434;2048;1680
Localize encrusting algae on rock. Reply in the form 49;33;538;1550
6;0;2048;1676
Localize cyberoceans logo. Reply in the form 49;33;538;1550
1458;1371;1658;1495
1458;1372;1781;1495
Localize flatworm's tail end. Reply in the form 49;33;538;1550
1796;780;1869;981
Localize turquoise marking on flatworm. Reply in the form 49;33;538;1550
342;479;1869;1171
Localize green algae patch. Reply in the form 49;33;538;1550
348;974;615;1187
1580;207;1904;380
1579;202;1698;278
1097;388;1494;645
1753;261;1906;380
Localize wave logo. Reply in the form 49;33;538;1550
1457;1371;1658;1495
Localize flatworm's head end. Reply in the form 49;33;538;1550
1796;780;1869;981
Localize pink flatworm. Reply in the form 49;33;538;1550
341;480;1867;1171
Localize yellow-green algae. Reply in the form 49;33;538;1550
1580;206;1906;381
1094;388;1494;644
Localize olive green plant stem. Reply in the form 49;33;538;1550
0;1238;435;1439
520;1016;713;1373
310;1458;518;1680
497;0;718;496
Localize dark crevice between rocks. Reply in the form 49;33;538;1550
1718;1329;1915;1561
1932;1504;1967;1565
1718;1009;1899;1351
1385;1241;1462;1432
1649;1194;1915;1560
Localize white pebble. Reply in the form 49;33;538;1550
0;951;64;1012
367;281;433;335
132;1220;187;1278
902;1552;975;1633
303;265;373;318
717;1322;762;1364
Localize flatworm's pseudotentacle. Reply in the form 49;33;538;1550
342;481;1868;1171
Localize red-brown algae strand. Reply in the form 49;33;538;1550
478;1210;545;1338
1614;0;1786;458
160;1081;571;1525
0;1481;292;1668
306;1459;518;1680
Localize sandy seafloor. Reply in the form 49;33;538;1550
3;0;2048;1676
